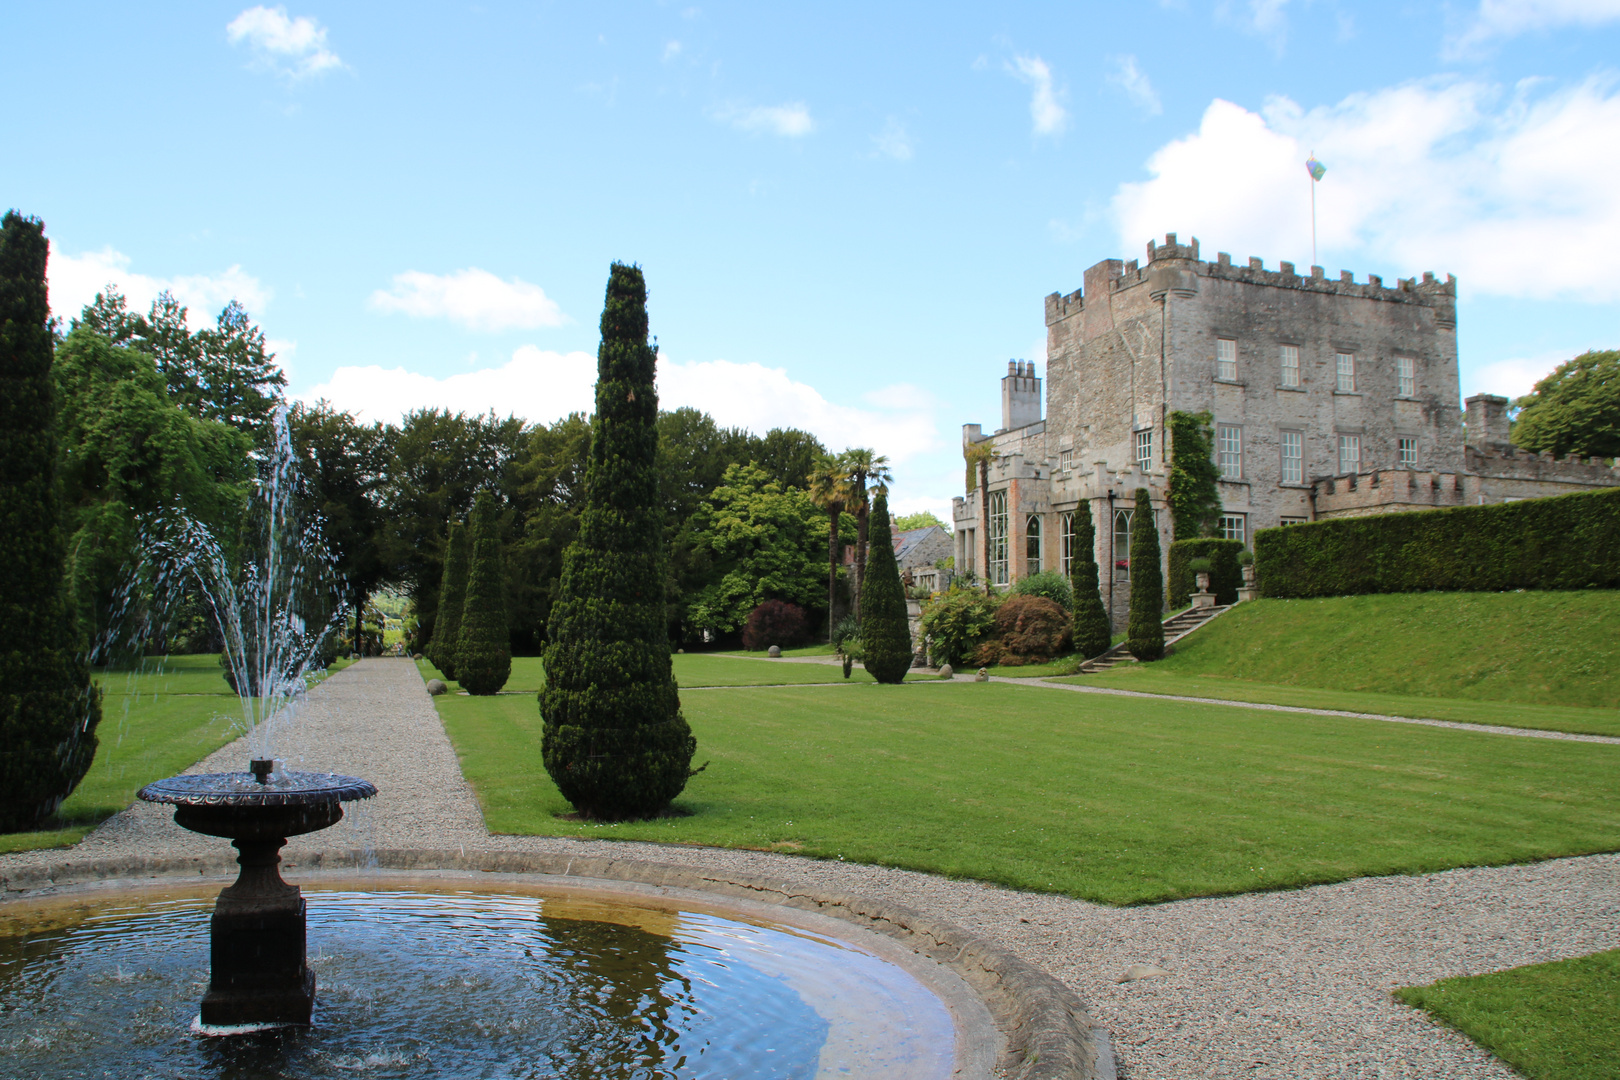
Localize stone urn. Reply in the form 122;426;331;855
1237;561;1258;602
1191;571;1216;609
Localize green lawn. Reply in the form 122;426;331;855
720;644;840;659
429;675;1620;905
1105;592;1620;709
1396;949;1620;1080
419;653;899;692
1050;669;1620;738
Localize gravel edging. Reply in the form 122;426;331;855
0;847;1113;1080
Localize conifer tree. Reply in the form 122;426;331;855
456;491;511;695
0;212;103;831
1069;501;1112;659
541;263;696;819
1126;487;1165;661
858;488;912;683
429;521;470;681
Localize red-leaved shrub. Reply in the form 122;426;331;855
973;594;1071;667
742;600;810;652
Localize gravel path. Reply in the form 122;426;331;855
7;658;1618;1079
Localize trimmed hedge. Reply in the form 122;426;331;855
1168;539;1244;608
1126;488;1165;661
1254;487;1620;598
860;489;913;683
429;520;470;681
456;491;512;695
1069;501;1111;659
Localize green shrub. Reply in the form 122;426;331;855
456;491;512;695
975;594;1071;667
1068;501;1111;659
1187;557;1213;574
1255;488;1620;598
1168;538;1244;607
0;212;103;831
919;588;1000;667
1126;488;1165;661
1238;549;1255;567
1012;569;1074;610
859;489;912;683
540;263;697;819
428;521;470;681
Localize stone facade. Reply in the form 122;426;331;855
951;234;1620;628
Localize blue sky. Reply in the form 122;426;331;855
9;1;1620;518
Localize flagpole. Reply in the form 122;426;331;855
1311;169;1317;268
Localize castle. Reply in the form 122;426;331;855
951;234;1620;627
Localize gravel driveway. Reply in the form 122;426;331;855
6;658;1616;1079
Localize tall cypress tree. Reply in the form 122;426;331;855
457;491;511;695
1126;487;1165;661
429;521;471;681
859;489;912;684
1069;501;1112;659
0;212;103;831
541;263;696;820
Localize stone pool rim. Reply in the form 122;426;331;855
0;848;1115;1080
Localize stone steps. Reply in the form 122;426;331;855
1076;603;1235;673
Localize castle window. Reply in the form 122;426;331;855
1113;508;1133;579
1336;352;1356;392
1397;356;1416;397
1026;515;1042;574
1338;434;1361;474
1280;344;1301;387
1217;424;1242;479
1216;338;1237;381
1059;448;1074;471
1059;512;1076;575
988;490;1009;586
1280;516;1308;526
1219;514;1246;543
1399;437;1418;467
1135;428;1153;471
1280;430;1304;484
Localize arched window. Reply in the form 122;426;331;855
1026;515;1042;575
1059;512;1076;575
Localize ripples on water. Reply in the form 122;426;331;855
0;889;954;1079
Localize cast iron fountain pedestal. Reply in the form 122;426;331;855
139;760;376;1028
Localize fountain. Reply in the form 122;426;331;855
137;759;375;1029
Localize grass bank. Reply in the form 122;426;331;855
419;653;896;693
1396;949;1620;1080
428;673;1620;905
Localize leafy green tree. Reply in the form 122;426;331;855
843;448;892;602
507;411;592;654
457;491;512;694
1168;411;1222;540
1126;488;1165;661
195;300;287;438
0;212;103;831
893;510;946;532
751;427;825;491
859;488;912;683
1511;350;1620;459
918;587;999;667
683;462;828;638
541;263;696;819
430;521;471;679
1069;501;1111;659
75;288;205;409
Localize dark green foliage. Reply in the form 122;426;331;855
1012;569;1074;610
857;489;912;683
1511;349;1620;459
1256;487;1620;598
457;491;512;695
541;263;696;819
741;600;809;651
430;522;471;679
1126;488;1165;661
919;588;1000;667
974;595;1071;667
1168;538;1244;607
1168;410;1222;540
1068;501;1111;659
0;212;102;832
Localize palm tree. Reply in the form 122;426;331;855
842;449;892;610
807;454;854;640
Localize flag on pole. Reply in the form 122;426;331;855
1306;155;1326;181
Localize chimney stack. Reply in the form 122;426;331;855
1000;360;1042;431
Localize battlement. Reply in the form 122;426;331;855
1044;234;1458;326
1465;444;1620;482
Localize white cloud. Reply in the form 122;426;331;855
871;118;914;160
713;101;816;137
368;268;566;332
1009;55;1067;137
1463;350;1574;398
1449;0;1620;54
662;40;682;61
1112;75;1620;301
47;244;271;328
1106;54;1163;116
226;6;344;80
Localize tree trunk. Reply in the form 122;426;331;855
826;504;842;641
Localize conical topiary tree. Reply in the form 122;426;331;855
0;211;103;831
859;488;912;684
541;263;696;819
1069;501;1112;659
457;491;511;695
1126;487;1165;661
429;520;470;681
